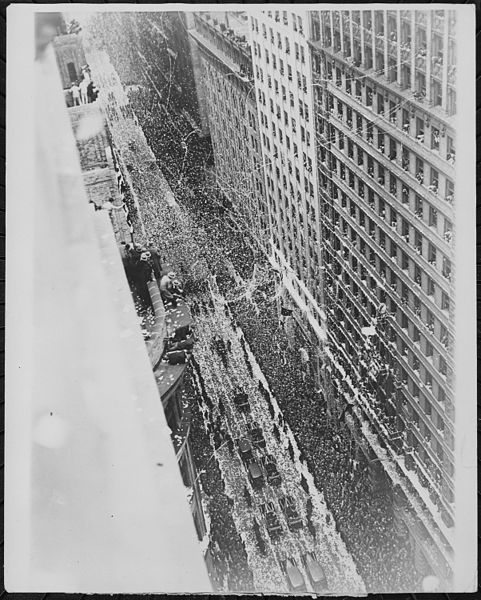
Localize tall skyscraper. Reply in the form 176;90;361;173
311;8;455;580
250;10;328;346
248;7;456;582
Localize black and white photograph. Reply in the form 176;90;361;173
5;3;477;595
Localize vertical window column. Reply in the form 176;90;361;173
441;12;450;111
371;9;377;72
425;11;433;104
383;11;389;79
410;11;416;92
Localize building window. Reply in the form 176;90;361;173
445;179;454;204
428;205;438;228
446;136;455;164
378;165;385;186
389;239;397;260
432;80;442;107
67;62;77;82
439;355;448;377
390;174;397;196
416;117;424;142
431;126;440;151
414;229;423;254
415;156;424;184
426;309;435;333
378;130;385;153
414;264;422;286
377;94;385;115
426;276;435;296
390;208;398;228
428;243;437;265
366;87;373;107
357;146;364;166
442;256;451;280
430;168;439;194
414;195;423;219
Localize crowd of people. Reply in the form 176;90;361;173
101;49;422;593
184;361;254;592
231;296;419;591
121;241;163;309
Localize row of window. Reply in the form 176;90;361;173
252;12;304;36
310;12;456;115
255;62;308;94
323;276;453;475
313;9;454;34
322;203;452;340
314;63;456;165
317;92;456;204
324;292;453;499
322;154;453;284
331;189;452;312
334;183;453;256
260;109;311;146
315;9;456;51
325;271;451;392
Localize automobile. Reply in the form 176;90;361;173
237;437;253;463
262;455;282;486
301;552;328;592
279;495;304;531
261;501;282;538
233;389;250;413
248;424;266;449
281;557;306;592
247;459;265;490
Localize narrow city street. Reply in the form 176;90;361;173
189;280;365;594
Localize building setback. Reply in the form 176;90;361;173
308;8;456;582
189;12;269;251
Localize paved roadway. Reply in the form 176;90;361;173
191;284;365;595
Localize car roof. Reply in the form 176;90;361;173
249;462;262;476
286;564;304;588
239;438;252;450
305;556;324;581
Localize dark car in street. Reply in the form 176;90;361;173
262;454;282;486
248;424;266;449
279;495;304;531
261;501;282;538
237;437;253;463
247;459;265;490
233;389;250;413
